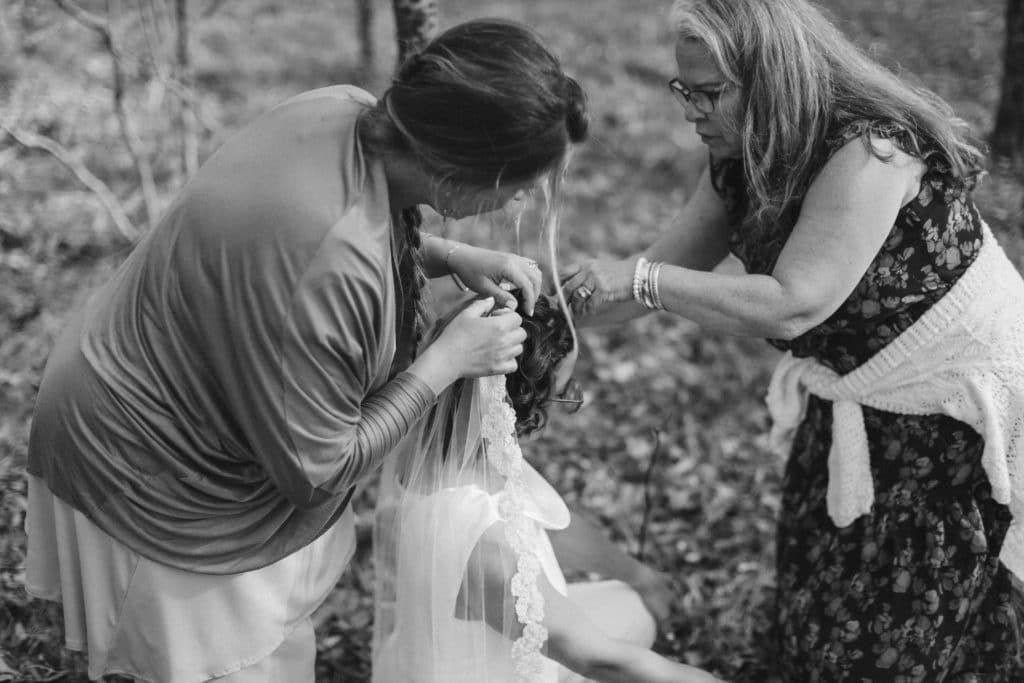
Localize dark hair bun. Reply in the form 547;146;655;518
563;77;589;144
396;52;426;83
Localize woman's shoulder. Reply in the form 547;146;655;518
824;119;979;197
819;124;927;209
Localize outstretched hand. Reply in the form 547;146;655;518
448;245;543;315
561;258;635;318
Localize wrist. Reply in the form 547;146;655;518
444;243;470;291
407;345;458;396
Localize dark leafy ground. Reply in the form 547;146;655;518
1;1;1022;681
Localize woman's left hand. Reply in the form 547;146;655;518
448;245;543;315
561;258;635;318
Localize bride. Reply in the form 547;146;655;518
372;293;722;683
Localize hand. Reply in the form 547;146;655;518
628;564;675;628
448;245;543;315
561;258;635;318
414;298;527;393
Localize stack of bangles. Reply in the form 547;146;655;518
632;256;666;311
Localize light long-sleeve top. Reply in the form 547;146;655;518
766;223;1024;580
27;86;435;573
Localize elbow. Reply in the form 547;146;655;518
770;315;816;341
765;307;827;342
765;293;833;341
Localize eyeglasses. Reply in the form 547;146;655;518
548;378;584;414
668;78;728;115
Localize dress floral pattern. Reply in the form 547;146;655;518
716;121;1024;681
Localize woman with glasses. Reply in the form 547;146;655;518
25;19;589;683
564;0;1024;680
372;291;721;683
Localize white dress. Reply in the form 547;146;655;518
25;475;356;683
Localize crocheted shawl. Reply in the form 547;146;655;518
766;223;1024;580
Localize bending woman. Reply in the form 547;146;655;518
24;19;587;683
373;294;722;683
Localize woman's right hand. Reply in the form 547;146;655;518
410;297;526;394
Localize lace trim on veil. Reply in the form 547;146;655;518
479;374;548;682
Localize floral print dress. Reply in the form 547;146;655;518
715;122;1024;682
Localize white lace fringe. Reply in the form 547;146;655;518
479;375;548;682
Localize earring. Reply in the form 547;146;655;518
442;207;453;220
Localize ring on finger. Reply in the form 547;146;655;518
574;285;593;301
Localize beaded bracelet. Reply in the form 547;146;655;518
633;256;648;307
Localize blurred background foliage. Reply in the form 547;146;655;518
1;1;1022;681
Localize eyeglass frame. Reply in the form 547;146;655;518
668;77;729;115
548;377;584;413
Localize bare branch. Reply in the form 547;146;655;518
1;125;138;241
52;0;160;230
175;0;198;176
51;0;107;34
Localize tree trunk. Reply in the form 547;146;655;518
356;0;374;74
391;0;439;68
176;0;199;177
992;0;1024;160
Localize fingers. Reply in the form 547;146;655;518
489;312;526;374
561;265;588;292
498;257;541;316
476;280;520;313
569;284;596;317
462;296;496;318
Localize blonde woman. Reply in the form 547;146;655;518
565;0;1024;679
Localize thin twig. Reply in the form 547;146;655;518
52;0;159;230
636;427;664;561
175;0;198;176
0;125;138;240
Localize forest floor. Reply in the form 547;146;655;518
1;0;1022;680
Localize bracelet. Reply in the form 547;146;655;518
650;260;665;311
445;244;469;292
644;259;657;310
633;256;666;311
633;256;648;307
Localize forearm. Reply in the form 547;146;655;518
656;264;813;339
301;372;436;507
418;230;461;278
355;371;437;460
579;646;719;683
553;634;719;683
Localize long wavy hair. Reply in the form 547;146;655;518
358;19;588;363
669;0;985;232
